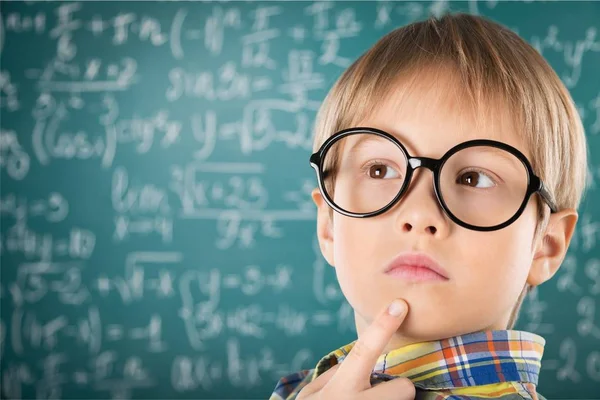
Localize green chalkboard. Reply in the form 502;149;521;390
1;1;599;399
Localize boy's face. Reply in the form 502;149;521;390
312;70;578;348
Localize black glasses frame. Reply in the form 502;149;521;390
309;127;558;232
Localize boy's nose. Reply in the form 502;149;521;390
392;168;447;237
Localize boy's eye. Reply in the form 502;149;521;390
365;162;401;179
456;169;496;188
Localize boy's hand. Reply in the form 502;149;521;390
296;299;415;400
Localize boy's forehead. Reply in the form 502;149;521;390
352;70;530;160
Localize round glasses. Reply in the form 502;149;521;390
309;127;557;231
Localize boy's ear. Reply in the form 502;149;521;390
311;187;335;267
528;208;579;287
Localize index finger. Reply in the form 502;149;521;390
333;299;409;390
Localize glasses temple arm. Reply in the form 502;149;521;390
538;180;558;213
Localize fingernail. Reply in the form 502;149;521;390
388;299;406;317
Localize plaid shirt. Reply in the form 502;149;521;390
270;330;547;400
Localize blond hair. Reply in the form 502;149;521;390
312;12;589;329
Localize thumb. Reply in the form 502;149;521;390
368;376;416;399
296;364;340;398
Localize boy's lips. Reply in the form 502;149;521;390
384;251;450;280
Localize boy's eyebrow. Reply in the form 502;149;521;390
471;145;521;161
465;145;527;172
346;135;384;154
343;129;421;158
346;130;417;155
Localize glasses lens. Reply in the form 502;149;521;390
439;145;529;228
322;133;408;214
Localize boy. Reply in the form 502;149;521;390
270;12;587;400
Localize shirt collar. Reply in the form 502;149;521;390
312;330;545;390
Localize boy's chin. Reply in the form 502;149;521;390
356;298;490;343
393;310;508;342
